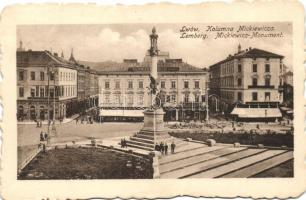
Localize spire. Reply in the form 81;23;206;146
238;43;241;53
69;48;77;63
61;50;64;58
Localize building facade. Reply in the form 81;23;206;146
209;45;284;121
97;29;209;122
17;50;79;121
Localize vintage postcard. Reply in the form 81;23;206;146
0;1;305;199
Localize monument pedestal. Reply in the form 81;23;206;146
126;108;172;151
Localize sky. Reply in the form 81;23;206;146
17;23;292;68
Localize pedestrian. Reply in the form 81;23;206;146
36;120;39;128
164;142;168;155
40;131;44;141
123;138;127;148
76;118;79;124
120;139;124;148
44;132;48;141
159;142;164;154
154;143;159;151
40;120;42;127
171;141;176;154
81;118;84;124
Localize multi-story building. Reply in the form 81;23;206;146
17;50;79;121
97;28;208;122
76;64;86;113
83;67;99;110
209;45;284;121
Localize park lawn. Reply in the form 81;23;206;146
251;159;294;178
18;148;153;179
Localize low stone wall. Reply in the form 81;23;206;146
18;145;42;174
169;130;293;148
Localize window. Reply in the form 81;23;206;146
265;64;270;72
252;78;257;86
265;78;270;86
160;94;165;103
50;72;54;81
36;86;39;97
50;88;54;98
195;81;200;89
265;92;270;101
237;78;242;86
171;94;176;102
252;64;257;72
171;81;176;89
237;92;242;101
61;86;64;97
115;94;121;105
252;92;258;101
115;81;120;89
104;94;110;104
105;81;110;89
238;64;242;72
30;88;35;97
201;95;206;102
195;94;200;102
184;93;189;102
40;87;44;97
128;81;133;89
19;71;24;81
40;72;44;81
19;87;24;97
161;81;165;89
45;86;48;97
127;94;133;105
138;95;144;105
184;81;189;89
138;81;143;89
31;71;35;80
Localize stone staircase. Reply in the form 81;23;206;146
158;143;293;179
125;131;187;151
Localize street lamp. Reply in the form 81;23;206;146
46;63;57;144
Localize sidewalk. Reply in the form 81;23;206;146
17;114;79;125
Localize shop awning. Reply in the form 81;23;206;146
231;107;282;118
100;109;144;117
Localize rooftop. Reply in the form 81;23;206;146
210;47;284;69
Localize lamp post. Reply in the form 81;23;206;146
46;63;57;144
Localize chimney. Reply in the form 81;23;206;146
54;53;58;57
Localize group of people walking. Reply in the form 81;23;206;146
155;141;176;155
40;131;48;141
75;115;94;124
120;138;128;148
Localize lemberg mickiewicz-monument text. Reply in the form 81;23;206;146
179;25;283;40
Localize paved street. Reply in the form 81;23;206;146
18;121;142;147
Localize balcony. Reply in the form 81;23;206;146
248;85;274;89
27;96;59;100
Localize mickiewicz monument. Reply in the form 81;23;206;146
127;27;172;151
